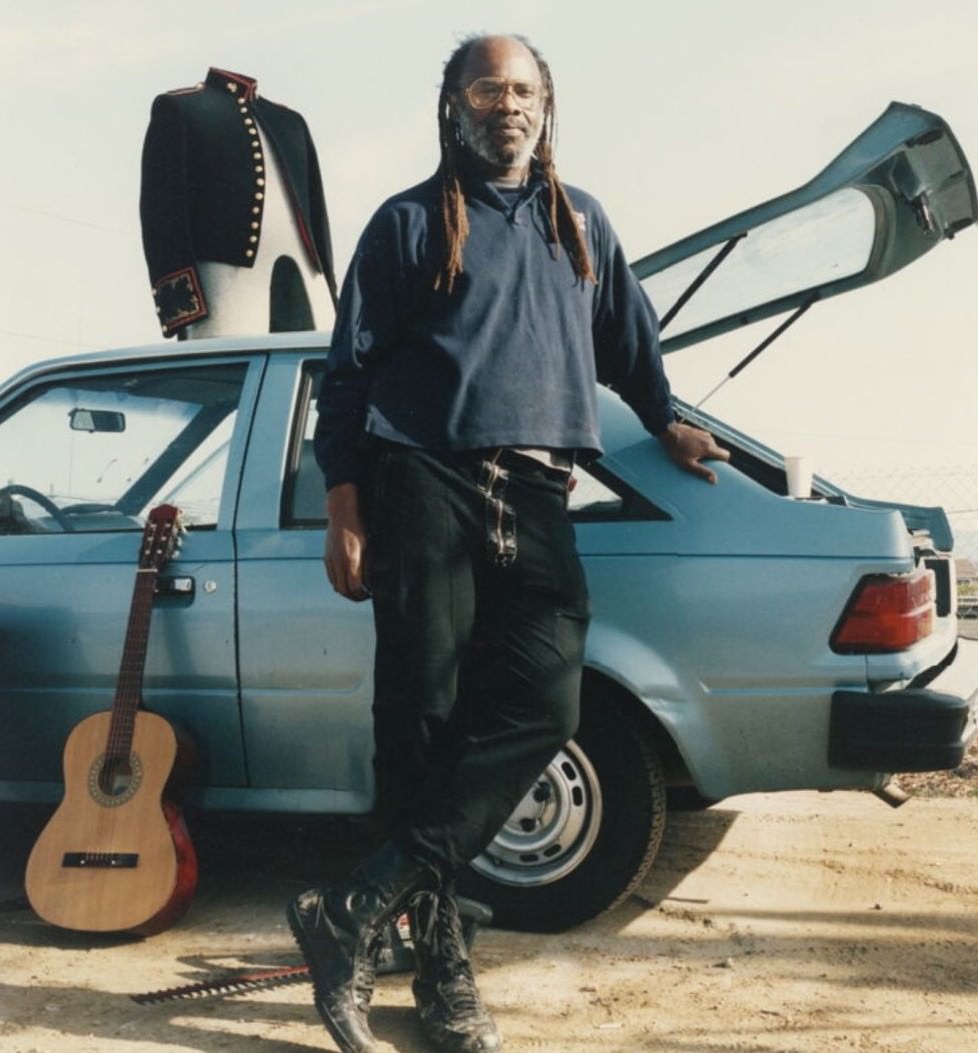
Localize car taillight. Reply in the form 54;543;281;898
831;568;936;654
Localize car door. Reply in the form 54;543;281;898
0;354;262;798
234;351;376;813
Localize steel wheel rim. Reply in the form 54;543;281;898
470;740;602;887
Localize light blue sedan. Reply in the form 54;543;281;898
1;102;975;931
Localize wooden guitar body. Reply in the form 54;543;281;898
24;505;197;936
26;709;198;935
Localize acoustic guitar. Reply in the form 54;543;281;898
25;504;198;936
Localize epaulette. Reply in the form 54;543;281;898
165;83;205;96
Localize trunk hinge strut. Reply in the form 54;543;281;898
694;293;819;410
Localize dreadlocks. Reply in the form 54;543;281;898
435;35;597;293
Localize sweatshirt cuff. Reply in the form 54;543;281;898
648;404;677;437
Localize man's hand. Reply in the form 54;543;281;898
657;421;730;485
324;483;371;601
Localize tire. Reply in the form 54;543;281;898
459;685;667;932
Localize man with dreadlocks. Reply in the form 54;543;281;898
288;33;728;1053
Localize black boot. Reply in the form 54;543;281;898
287;843;434;1053
411;888;502;1052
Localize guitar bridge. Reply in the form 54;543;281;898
62;852;139;869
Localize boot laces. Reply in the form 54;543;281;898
417;891;468;966
353;927;385;1010
435;969;483;1018
415;891;486;1019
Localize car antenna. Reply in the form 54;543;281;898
693;293;819;410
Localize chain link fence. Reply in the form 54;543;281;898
832;464;978;626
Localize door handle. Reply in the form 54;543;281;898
156;576;195;598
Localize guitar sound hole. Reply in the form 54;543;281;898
88;752;143;806
98;758;133;797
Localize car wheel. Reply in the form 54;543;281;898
460;686;667;932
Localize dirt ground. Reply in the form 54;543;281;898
3;755;977;1053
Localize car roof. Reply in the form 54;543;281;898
0;331;332;399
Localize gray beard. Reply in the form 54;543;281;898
456;107;542;172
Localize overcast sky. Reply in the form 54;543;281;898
1;0;976;483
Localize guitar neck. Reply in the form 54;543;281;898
107;568;159;760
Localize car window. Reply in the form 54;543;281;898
282;365;667;526
568;461;669;522
642;187;876;341
284;366;326;525
0;363;248;534
568;466;624;518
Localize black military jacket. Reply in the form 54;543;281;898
140;67;337;336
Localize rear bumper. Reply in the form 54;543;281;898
829;638;978;772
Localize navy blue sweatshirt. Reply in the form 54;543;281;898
315;166;674;489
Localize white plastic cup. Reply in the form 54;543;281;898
784;455;813;499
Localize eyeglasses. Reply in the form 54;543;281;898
463;77;544;110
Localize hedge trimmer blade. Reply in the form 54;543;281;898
131;964;310;1004
131;897;491;1005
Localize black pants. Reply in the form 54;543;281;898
364;441;591;876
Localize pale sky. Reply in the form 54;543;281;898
1;0;976;489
